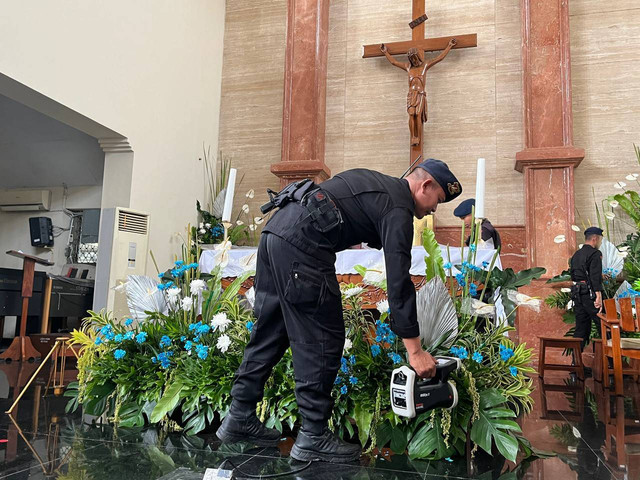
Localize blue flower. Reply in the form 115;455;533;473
124;331;135;340
196;324;211;335
470;244;477;253
371;344;381;357
99;325;112;336
450;346;469;360
482;261;489;268
135;331;148;344
188;322;199;332
246;321;254;332
341;357;348;366
349;376;358;385
445;457;453;463
114;334;124;343
388;352;402;364
349;355;356;365
175;260;184;267
509;366;518;377
159;335;171;348
455;274;466;287
184;341;193;351
94;337;103;346
334;376;343;385
443;262;453;270
195;344;209;360
340;364;349;374
340;385;348;395
472;352;483;363
124;318;133;327
151;356;157;363
499;344;514;361
114;349;126;360
180;336;187;342
105;331;115;341
156;352;172;368
158;272;165;278
469;284;478;296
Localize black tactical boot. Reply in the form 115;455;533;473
216;410;281;447
290;428;361;463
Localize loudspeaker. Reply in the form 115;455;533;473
29;217;54;247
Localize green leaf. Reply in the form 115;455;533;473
119;402;145;428
83;382;115;416
390;426;409;454
150;381;184;423
422;228;445;283
471;390;522;462
376;422;393;449
184;411;207;435
354;403;374;447
408;415;454;460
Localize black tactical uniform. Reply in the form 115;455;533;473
453;198;501;249
570;242;603;348
221;160;462;460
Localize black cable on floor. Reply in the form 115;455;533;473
219;458;313;479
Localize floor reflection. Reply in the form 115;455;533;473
3;360;640;479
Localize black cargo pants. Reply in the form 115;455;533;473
573;293;599;349
230;232;344;434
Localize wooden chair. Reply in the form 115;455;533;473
538;336;584;379
599;297;640;395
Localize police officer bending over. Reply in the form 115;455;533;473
570;227;604;350
216;159;463;463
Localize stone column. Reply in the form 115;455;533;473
272;0;331;187
516;0;584;277
515;0;585;365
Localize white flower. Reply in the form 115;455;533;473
242;204;250;213
343;338;352;353
376;299;390;315
605;212;615;220
246;189;255;199
199;222;204;229
199;228;206;234
554;235;566;243
254;216;264;225
205;223;211;228
342;286;364;298
619;245;630;252
610;200;619;208
236;220;244;226
249;224;257;231
618;250;629;258
217;334;231;353
614;181;627;189
626;174;639;181
211;312;232;332
578;244;584;249
189;279;206;295
181;297;193;311
566;300;574;310
561;287;572;293
571;225;580;232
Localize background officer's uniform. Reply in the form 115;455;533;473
231;161;461;436
453;198;501;249
570;240;603;348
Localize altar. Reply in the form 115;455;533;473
199;246;501;305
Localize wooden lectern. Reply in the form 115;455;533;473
0;250;53;362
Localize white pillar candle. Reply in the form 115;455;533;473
221;168;237;222
475;158;485;219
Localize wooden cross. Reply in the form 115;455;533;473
363;0;477;163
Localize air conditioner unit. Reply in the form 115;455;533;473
0;189;51;211
94;207;150;318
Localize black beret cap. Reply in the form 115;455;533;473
415;158;462;203
584;227;604;237
453;198;475;218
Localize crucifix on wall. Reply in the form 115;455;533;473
363;0;477;163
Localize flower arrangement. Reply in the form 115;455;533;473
66;223;545;465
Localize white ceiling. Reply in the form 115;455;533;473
0;93;104;188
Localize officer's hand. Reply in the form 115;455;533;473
409;350;437;378
595;292;603;310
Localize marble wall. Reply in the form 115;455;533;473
219;0;640;232
571;0;640;241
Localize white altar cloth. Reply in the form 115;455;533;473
199;246;502;278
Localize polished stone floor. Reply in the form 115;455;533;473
0;359;638;479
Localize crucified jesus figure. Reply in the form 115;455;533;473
381;38;457;146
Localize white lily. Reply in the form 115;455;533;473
610;200;619;208
343;338;353;353
614;181;627;189
571;225;580;232
376;299;390;315
246;189;255;199
554;235;566;243
342;286;364;298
